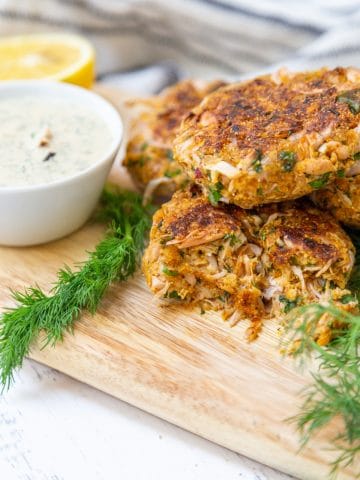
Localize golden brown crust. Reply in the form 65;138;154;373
123;79;225;201
174;67;360;208
259;201;354;289
312;174;360;228
143;188;356;342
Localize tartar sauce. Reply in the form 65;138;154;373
0;95;113;187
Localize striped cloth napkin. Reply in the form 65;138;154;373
1;0;360;93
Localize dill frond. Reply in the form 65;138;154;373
0;189;153;390
283;303;360;478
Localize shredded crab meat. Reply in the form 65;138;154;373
207;161;239;178
184;273;196;286
207;254;219;271
263;212;283;228
227;310;241;327
307;281;324;300
315;258;335;277
303;265;322;272
291;266;306;292
211;270;227;279
247;243;262;257
263;284;282;300
346;160;360;177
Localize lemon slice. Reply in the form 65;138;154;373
0;33;95;87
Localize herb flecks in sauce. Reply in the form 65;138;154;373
43;152;56;162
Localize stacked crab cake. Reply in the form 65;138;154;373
123;79;225;203
141;67;360;341
312;174;360;228
173;67;360;209
143;186;356;341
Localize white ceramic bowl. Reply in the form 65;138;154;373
0;81;123;246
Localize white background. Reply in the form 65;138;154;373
0;359;295;480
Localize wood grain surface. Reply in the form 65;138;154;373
0;223;356;480
0;86;356;480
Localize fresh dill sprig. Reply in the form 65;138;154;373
280;228;360;478
283;303;360;478
0;189;153;390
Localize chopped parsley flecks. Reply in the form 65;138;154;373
279;295;301;313
164;168;182;178
340;294;355;304
259;230;267;241
252;150;263;173
279;150;297;172
167;290;181;299
160;235;174;245
308;172;331;189
337;169;346;178
166;149;174;161
336;89;360;114
140;142;148;151
223;232;238;246
162;266;179;276
43;151;56;162
208;181;224;206
218;292;231;302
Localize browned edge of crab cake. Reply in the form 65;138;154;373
258;200;357;344
142;186;357;343
173;67;360;209
123;79;226;203
312;173;360;228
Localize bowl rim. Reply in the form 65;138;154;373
0;79;123;193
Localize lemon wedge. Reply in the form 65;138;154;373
0;33;95;87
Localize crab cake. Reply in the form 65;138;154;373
312;173;360;228
143;186;356;343
123;79;225;203
173;67;360;209
259;201;356;345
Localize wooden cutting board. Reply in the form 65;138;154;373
0;86;357;480
0;225;356;480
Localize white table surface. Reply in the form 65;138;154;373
0;359;296;480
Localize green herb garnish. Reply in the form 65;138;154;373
0;189;153;390
353;152;360;161
223;232;241;246
279;150;297;172
218;292;230;302
279;295;300;313
167;290;181;299
340;294;355;304
308;172;331;189
337;169;345;178
140;142;148;151
252;150;263;173
160;235;174;245
162;266;179;276
336;89;360;114
166;149;174;161
208;182;224;206
283;303;360;478
164;169;181;178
